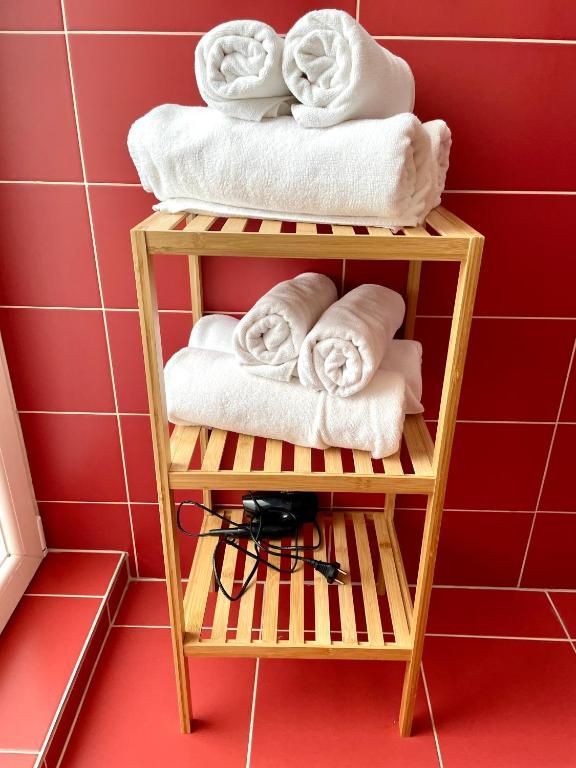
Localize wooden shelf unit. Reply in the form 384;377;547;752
131;205;483;737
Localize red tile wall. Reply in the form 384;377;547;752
1;2;574;585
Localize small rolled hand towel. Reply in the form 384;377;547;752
298;284;405;398
195;20;294;121
233;273;338;381
164;346;405;459
190;313;424;413
282;9;414;128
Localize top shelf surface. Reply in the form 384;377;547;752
133;206;482;262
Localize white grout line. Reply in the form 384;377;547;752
24;592;104;598
355;0;361;22
48;547;127;553
545;592;576;655
443;189;576;195
58;0;140;577
421;664;444;768
517;338;576;587
426;633;569;642
373;35;576;45
245;658;260;768
33;553;126;768
0;749;40;755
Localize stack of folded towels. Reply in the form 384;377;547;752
128;9;451;227
165;274;424;459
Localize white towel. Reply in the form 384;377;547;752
164;347;405;458
298;285;405;398
232;273;337;381
128;105;451;228
283;9;414;128
189;313;424;413
195;20;293;121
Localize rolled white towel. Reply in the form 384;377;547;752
298;285;405;398
190;313;424;413
128;105;450;228
233;273;337;381
283;9;414;128
195;20;293;121
165;347;405;459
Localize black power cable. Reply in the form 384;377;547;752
176;498;346;601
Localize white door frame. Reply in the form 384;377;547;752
0;333;45;632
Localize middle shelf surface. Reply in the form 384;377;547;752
169;414;436;493
182;509;414;660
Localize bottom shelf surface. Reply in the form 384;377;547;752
182;509;414;660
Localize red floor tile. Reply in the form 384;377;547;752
251;659;438;768
361;0;576;39
114;580;171;626
65;0;355;33
1;0;62;29
521;513;576;589
0;596;100;750
426;587;565;638
0;36;81;181
384;41;576;191
0;309;115;412
0;755;38;768
19;413;126;502
39;503;135;571
202;258;342;313
435;511;533;586
424;194;576;317
424;637;576;767
26;551;122;596
69;36;202;182
89;186;191;310
0;185;99;308
107;311;191;413
549;593;576;639
445;422;552;511
539;426;576;512
59;628;255;768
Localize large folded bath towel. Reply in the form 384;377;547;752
195;20;293;120
128;105;451;227
190;313;424;413
232;273;337;381
165;347;405;458
298;285;405;398
283;9;414;128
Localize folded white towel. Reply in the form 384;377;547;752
165;347;405;458
189;313;424;413
298;285;405;398
283;9;414;128
128;105;451;227
195;20;293;121
232;273;337;381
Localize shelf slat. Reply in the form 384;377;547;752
332;513;357;644
211;509;244;641
289;532;305;644
314;518;331;644
353;515;384;647
201;429;227;471
374;515;410;645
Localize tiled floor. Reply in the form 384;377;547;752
0;551;128;768
28;578;574;768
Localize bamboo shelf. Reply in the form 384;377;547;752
131;204;483;737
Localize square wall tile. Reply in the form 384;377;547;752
424;194;576;317
20;413;126;501
0;308;115;412
0;36;81;180
561;357;576;422
361;0;576;39
522;513;576;588
39;502;134;567
1;0;62;29
89;185;191;310
107;311;192;413
131;503;201;579
65;0;355;32
435;511;533;586
119;415;156;502
384;40;576;190
549;593;576;638
445;422;552;510
539;425;576;511
70;36;202;182
202;257;342;313
0;184;99;308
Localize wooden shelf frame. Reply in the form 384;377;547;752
131;205;483;737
